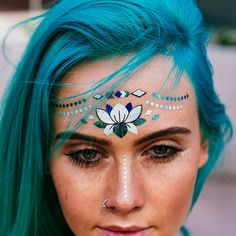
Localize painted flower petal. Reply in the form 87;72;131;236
125;105;142;123
113;123;128;138
126;123;138;134
96;108;114;124
110;103;129;123
104;124;114;136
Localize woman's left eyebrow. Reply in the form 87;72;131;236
134;127;191;146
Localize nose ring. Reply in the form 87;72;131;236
102;199;109;208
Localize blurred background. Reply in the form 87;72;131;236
0;0;235;235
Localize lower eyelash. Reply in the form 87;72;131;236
148;146;185;163
65;151;102;168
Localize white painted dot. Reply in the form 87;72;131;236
155;104;159;108
150;102;154;106
145;100;150;105
145;110;153;115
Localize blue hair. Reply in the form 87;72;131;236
0;0;233;235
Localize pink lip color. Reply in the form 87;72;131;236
97;226;152;236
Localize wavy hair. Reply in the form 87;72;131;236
0;0;233;235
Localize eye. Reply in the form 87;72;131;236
143;144;184;163
65;148;108;168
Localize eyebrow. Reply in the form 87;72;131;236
54;127;191;146
55;132;111;146
134;127;191;146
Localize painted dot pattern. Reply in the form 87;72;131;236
122;155;129;200
181;149;190;156
145;100;184;110
52;98;87;109
55;104;93;116
152;92;189;101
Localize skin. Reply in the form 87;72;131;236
49;55;208;236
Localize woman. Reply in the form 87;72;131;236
0;0;233;235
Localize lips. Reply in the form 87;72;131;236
97;226;152;236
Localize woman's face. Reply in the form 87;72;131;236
49;55;208;236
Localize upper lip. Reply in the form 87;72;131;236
98;226;150;232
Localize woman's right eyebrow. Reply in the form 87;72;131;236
134;127;191;146
54;131;112;146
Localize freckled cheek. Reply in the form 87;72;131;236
146;163;197;232
160;169;197;227
51;168;103;232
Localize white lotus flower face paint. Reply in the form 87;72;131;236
94;103;147;138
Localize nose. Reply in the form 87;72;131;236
105;155;145;214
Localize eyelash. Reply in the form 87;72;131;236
65;144;185;169
142;144;184;163
65;148;107;168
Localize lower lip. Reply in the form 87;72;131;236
97;228;152;236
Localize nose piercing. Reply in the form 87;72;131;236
102;199;109;208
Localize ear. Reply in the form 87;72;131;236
198;141;209;168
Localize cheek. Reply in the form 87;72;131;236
146;157;198;233
49;161;103;234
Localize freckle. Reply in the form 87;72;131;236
65;193;68;200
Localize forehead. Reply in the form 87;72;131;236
53;55;198;140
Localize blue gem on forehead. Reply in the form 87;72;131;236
115;91;122;98
126;103;133;112
105;104;113;114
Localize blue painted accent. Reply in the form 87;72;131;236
152;114;160;120
152;92;158;98
106;104;113;114
115;91;122;98
126;103;133;112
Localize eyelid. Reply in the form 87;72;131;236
140;139;183;153
63;141;106;153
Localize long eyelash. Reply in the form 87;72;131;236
65;149;102;168
148;145;184;163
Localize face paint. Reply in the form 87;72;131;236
94;89;146;101
55;104;92;116
105;91;115;99
122;155;129;200
152;114;160;120
131;89;146;98
145;100;185;111
52;98;87;109
145;110;153;115
93;103;146;138
93;93;103;100
152;92;189;101
181;149;190;156
114;90;130;98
